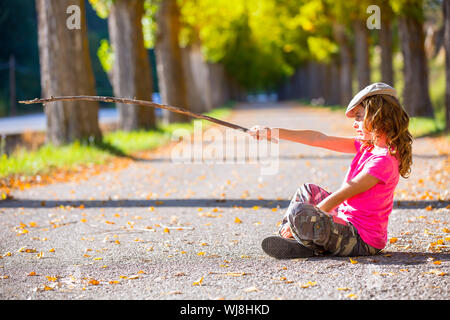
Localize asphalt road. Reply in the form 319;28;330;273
0;102;448;300
0;109;118;135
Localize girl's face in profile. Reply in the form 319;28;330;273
352;105;372;141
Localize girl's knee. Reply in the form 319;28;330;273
288;202;320;218
287;203;329;243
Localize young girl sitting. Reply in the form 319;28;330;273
249;83;413;259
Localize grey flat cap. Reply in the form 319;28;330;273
345;82;398;118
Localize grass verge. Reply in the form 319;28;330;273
0;103;234;180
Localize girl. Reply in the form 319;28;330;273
249;83;413;259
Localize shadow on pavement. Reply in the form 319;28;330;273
1;198;448;209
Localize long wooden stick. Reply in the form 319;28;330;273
19;95;249;133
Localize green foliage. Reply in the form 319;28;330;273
97;39;114;73
175;0;342;91
0;142;112;178
1;0;445;119
88;0;114;19
142;0;161;49
409;116;445;137
307;36;338;63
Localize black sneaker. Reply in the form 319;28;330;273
261;236;314;259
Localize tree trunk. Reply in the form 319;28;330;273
36;0;102;145
333;23;353;106
108;0;155;131
379;0;394;86
353;19;371;90
182;41;212;114
155;0;190;124
307;61;328;102
398;13;434;117
9;55;16;116
444;0;450;132
207;62;229;108
325;58;341;105
379;17;394;85
226;73;247;102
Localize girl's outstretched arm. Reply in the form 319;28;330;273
248;126;357;153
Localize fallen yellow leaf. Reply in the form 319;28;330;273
226;272;246;277
89;279;100;285
234;217;242;224
425;269;447;276
299;281;317;288
389;237;398;244
337;287;351;291
192;277;204;286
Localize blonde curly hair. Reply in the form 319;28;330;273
360;94;413;179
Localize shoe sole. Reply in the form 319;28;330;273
261;236;314;259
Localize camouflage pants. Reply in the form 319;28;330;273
279;183;381;256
